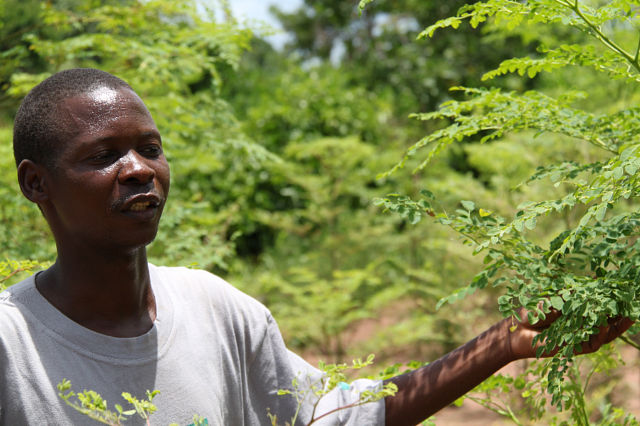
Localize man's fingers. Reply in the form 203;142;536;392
602;317;633;344
578;317;633;355
527;316;633;358
511;305;633;359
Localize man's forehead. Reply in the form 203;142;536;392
48;86;158;156
64;86;146;110
59;87;151;126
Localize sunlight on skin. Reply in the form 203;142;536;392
89;87;118;104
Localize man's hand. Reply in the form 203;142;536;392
508;308;633;360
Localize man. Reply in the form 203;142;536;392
2;68;631;425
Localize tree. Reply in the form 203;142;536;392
273;0;536;117
371;0;640;420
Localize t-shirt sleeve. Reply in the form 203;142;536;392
286;350;385;426
255;314;385;426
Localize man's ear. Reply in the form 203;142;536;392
17;159;50;204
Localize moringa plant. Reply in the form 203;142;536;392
366;0;640;413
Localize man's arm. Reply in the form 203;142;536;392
384;313;633;426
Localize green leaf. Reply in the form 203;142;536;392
550;296;564;311
461;200;475;211
514;220;524;232
524;217;537;230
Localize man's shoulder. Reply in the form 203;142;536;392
0;275;40;341
0;275;37;315
150;263;226;283
150;263;246;297
150;263;271;321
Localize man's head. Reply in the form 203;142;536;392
14;68;170;252
13;68;133;170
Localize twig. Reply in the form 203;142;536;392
307;400;370;426
0;267;27;284
620;335;640;351
465;395;523;425
554;0;640;74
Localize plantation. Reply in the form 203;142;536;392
1;0;640;424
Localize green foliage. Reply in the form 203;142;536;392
275;0;534;120
458;345;639;425
235;66;392;151
389;87;621;176
57;379;159;425
0;259;48;290
377;0;640;411
57;380;209;426
358;0;375;11
0;126;54;260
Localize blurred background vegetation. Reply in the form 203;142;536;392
1;0;639;423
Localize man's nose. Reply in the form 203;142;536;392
118;150;155;184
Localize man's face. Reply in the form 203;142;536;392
44;86;170;251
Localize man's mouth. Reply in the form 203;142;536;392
129;201;152;211
119;193;162;214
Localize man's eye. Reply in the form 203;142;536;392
89;151;116;164
140;145;162;157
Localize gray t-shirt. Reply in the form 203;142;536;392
0;264;384;425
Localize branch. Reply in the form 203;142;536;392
465;395;523;425
554;0;640;74
0;267;28;284
307;399;373;426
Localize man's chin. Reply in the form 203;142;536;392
104;228;160;252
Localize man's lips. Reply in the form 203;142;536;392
119;193;162;212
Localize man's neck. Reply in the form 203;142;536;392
36;248;156;338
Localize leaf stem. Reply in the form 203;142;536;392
555;0;640;74
307;400;369;425
589;137;618;154
466;396;523;425
582;358;598;394
620;335;640;351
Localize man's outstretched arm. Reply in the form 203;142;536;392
384;313;633;426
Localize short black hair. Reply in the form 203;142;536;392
13;68;133;168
